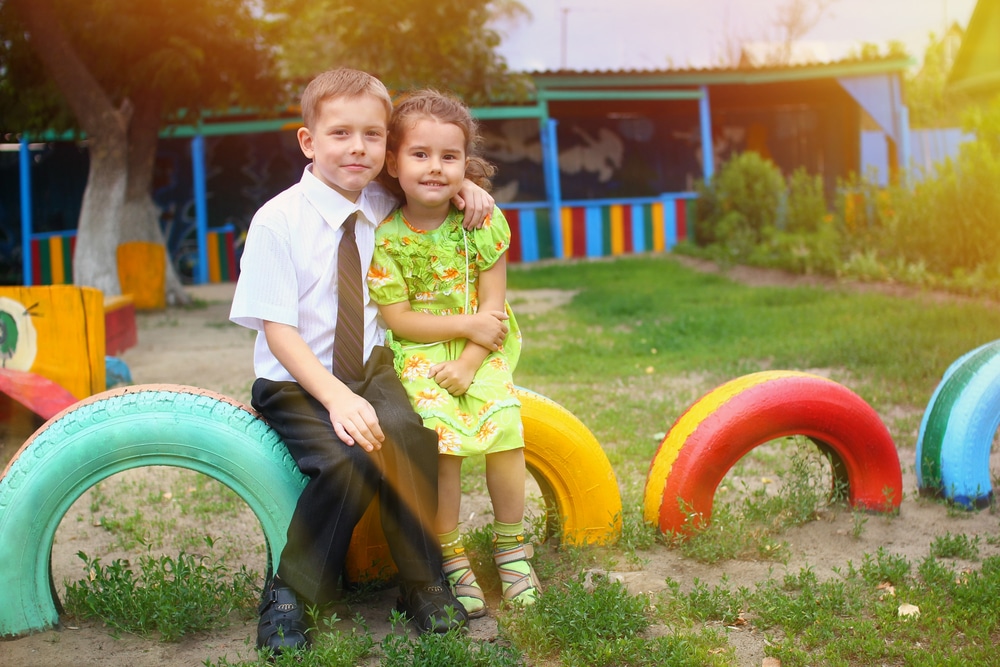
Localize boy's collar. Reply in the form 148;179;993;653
300;165;378;228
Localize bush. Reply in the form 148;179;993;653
693;152;785;258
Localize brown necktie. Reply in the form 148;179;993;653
333;213;364;382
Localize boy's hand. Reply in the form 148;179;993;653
328;391;384;452
453;179;495;230
465;310;508;351
429;358;479;396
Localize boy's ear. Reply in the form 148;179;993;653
386;152;399;178
297;126;314;159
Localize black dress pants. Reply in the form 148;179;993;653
251;345;441;606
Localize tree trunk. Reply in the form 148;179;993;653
124;95;192;306
74;129;127;295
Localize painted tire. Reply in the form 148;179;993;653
916;339;1000;508
0;384;622;634
0;385;306;638
517;386;622;546
345;386;623;583
643;371;902;535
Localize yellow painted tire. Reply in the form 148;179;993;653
346;387;623;583
643;371;902;535
517;386;622;546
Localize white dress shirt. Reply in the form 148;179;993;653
230;165;398;382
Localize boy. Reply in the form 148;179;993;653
230;68;500;655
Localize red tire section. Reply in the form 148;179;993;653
644;371;902;535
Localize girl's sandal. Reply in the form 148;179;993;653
442;549;487;618
493;540;541;606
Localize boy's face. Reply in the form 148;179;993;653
297;95;388;202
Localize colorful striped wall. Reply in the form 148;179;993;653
503;195;696;263
30;232;76;285
28;198;693;285
205;225;240;283
28;227;239;286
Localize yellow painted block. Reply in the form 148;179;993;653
0;286;106;399
117;241;166;311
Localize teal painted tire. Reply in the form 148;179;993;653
917;340;1000;509
0;385;306;638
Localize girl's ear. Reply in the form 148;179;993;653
386;152;399;178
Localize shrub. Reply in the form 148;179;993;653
693;151;785;259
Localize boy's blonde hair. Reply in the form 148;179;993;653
383;89;496;195
300;68;393;129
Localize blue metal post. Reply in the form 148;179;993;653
540;118;564;259
698;86;715;181
19;138;33;286
899;105;912;188
191;134;209;284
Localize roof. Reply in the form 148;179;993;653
947;0;1000;98
525;55;914;89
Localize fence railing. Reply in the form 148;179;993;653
26;193;697;285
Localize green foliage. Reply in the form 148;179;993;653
693;151;786;257
277;0;533;106
858;547;912;586
506;574;648;652
906;28;971;128
929;532;981;561
381;614;523;666
784;167;828;234
1;0;285;133
207;612;375;667
668;443;835;564
504;573;710;666
64;543;259;641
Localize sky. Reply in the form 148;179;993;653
494;0;979;71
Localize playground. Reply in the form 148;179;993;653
2;260;998;666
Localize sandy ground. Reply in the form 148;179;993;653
2;259;998;666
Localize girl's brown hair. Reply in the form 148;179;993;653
381;89;496;197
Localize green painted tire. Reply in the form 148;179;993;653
0;385;306;638
917;340;1000;508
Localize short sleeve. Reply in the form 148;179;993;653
368;231;409;306
230;212;299;331
472;206;511;271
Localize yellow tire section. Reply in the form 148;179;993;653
517;387;622;547
345;387;623;584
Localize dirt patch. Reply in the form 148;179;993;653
2;268;998;666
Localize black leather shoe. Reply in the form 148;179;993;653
396;578;469;634
256;580;310;656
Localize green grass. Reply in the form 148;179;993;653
63;255;1000;665
64;538;258;641
508;256;1000;410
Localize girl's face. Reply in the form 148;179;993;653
386;118;468;214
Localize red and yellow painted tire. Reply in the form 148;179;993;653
643;370;902;535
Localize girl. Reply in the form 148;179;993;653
367;90;539;617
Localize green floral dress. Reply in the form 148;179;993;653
368;206;523;457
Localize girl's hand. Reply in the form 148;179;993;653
429;358;479;396
453;179;495;230
466;309;508;351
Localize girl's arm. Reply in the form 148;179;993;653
428;255;508;395
378;299;508;350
